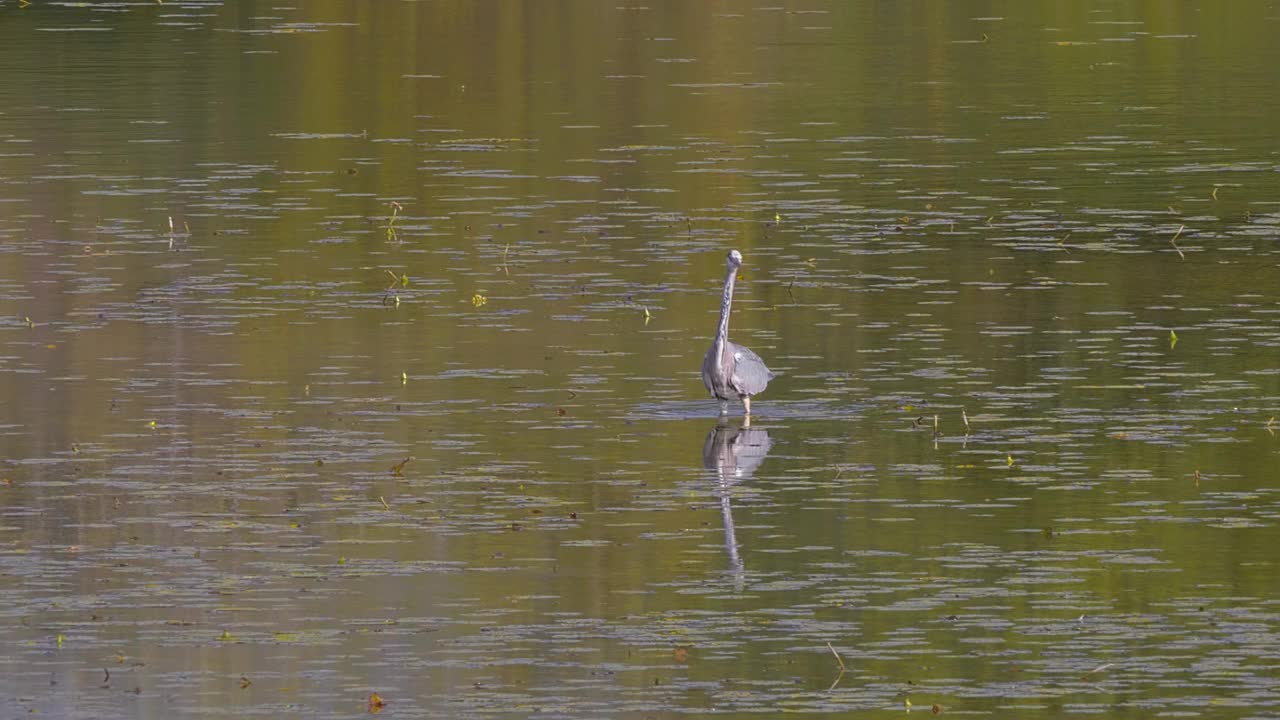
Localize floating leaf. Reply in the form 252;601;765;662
390;456;412;476
1170;330;1178;349
1006;454;1014;467
239;676;252;689
471;293;487;307
368;692;386;713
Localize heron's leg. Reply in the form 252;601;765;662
718;399;729;416
742;414;752;428
742;396;751;415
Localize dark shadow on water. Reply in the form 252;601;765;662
702;420;773;590
634;399;868;421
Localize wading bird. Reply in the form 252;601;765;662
702;250;775;416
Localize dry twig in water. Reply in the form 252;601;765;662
826;642;847;690
1170;224;1186;260
826;642;846;672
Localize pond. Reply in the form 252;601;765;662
1;1;1279;717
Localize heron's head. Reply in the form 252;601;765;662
727;249;743;269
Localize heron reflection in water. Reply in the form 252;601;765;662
702;250;775;417
703;420;773;588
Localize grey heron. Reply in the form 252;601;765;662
701;249;775;416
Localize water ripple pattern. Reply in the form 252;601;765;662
1;2;1279;718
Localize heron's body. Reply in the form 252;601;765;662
701;250;774;415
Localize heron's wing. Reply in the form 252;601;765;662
727;342;775;396
701;345;718;396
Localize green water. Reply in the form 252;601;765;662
1;2;1278;717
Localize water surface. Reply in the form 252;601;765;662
2;2;1279;717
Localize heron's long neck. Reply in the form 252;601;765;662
714;267;737;363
